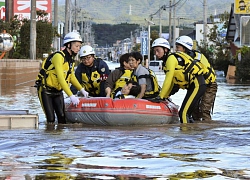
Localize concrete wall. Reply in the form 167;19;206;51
195;24;213;45
0;59;41;91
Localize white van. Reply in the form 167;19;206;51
149;60;163;72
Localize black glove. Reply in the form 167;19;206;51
148;96;165;103
169;84;180;96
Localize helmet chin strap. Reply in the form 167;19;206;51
161;48;170;67
71;50;77;56
67;43;77;56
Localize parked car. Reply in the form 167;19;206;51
149;60;163;72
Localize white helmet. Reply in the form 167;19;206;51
79;45;95;57
176;36;193;50
152;38;170;50
63;31;82;45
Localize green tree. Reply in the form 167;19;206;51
0;15;22;58
19;10;55;59
235;46;250;81
197;11;231;76
20;21;54;59
1;11;55;59
132;43;140;52
150;30;160;59
92;23;140;47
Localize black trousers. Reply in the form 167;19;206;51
37;87;66;124
179;75;206;123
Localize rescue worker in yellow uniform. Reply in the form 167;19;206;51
175;35;217;122
70;45;110;97
151;38;206;123
36;31;89;124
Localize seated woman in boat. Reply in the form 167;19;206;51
105;53;134;98
114;80;141;99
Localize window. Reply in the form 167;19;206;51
240;16;250;46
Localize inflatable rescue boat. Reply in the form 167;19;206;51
65;97;179;126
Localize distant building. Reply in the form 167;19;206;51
226;3;250;56
194;15;224;46
225;2;250;80
195;23;213;46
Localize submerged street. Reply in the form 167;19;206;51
0;74;250;179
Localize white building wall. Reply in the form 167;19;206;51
195;24;214;45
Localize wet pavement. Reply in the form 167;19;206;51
0;74;250;179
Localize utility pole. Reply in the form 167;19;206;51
69;1;72;32
173;0;176;52
147;20;151;67
203;0;207;44
159;6;162;37
5;0;13;22
130;31;133;51
74;0;77;30
53;0;58;50
145;19;155;67
159;10;162;37
65;0;70;34
169;0;172;48
30;0;36;60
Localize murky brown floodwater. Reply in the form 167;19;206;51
0;73;250;179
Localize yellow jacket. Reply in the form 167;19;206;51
160;52;204;98
39;51;82;96
193;51;216;84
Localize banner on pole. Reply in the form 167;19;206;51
140;31;148;55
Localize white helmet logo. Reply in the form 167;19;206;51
101;68;105;72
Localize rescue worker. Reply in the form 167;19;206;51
105;53;133;98
175;35;217;122
36;31;89;124
129;51;160;99
70;45;110;97
151;37;206;123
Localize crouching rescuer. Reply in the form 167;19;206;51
151;38;206;124
35;31;89;124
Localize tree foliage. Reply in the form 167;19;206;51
1;11;55;59
20;21;54;58
197;11;231;76
235;46;250;81
0;15;22;58
19;10;55;59
92;23;140;47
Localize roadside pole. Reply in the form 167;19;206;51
30;0;36;60
53;0;58;51
145;19;155;68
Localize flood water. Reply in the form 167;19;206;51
0;73;250;179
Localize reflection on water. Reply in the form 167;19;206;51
0;73;250;179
